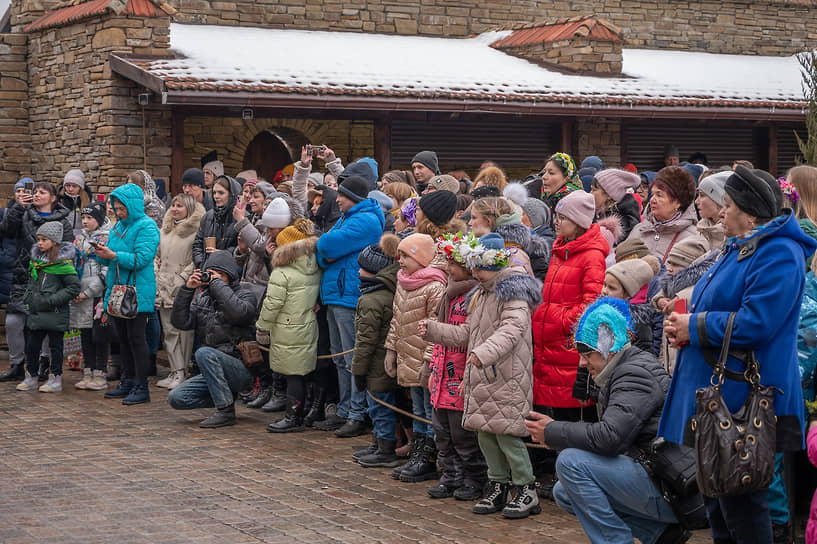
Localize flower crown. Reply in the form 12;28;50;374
777;177;800;205
436;232;512;269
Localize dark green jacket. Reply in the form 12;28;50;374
351;263;399;392
25;243;81;331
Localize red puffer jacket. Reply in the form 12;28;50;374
532;223;608;407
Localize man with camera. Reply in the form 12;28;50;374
525;298;690;544
167;249;259;428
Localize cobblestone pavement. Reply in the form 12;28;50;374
0;367;710;544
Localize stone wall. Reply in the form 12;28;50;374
170;0;816;56
575;117;622;167
498;37;623;74
182;116;375;178
25;15;172;195
0;33;29;199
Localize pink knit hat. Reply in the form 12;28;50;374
555;190;595;230
594;169;641;202
397;233;436;267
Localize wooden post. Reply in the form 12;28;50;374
374;118;391;173
171;109;184;196
768;126;778;177
560;119;573;155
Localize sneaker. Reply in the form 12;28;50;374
157;370;184;390
75;368;93;389
39;375;63;393
427;483;459;499
85;371;108;391
472;481;509;515
502;484;541;519
16;373;39;391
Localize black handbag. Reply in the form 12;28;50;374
92;309;120;344
107;264;138;319
689;312;777;498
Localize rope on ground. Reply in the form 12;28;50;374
258;344;354;359
365;391;550;449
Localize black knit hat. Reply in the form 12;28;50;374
338;175;369;203
81;201;107;229
725;165;783;220
470;185;501;200
182;168;205;188
358;244;394;275
411;150;441;175
419;189;457;226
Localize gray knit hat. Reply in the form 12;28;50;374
521;198;550;229
63;169;85;189
698;171;730;208
36;221;63;244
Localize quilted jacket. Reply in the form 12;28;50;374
69;219;111;329
532;223;608;408
155;203;205;308
426;266;542;437
385;265;447;387
626;205;698;262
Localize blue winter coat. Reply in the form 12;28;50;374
316;198;384;309
0;205;16;304
101;184;160;313
658;210;817;451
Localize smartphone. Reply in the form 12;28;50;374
307;145;326;157
673;299;687;314
24;180;34;196
89;240;100;249
96;194;105;202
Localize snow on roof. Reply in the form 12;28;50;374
131;23;807;109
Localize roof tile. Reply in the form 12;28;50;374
25;0;171;32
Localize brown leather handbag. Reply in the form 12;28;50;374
236;341;264;368
689;312;776;498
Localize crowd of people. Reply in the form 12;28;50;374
2;143;817;544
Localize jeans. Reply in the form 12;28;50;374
167;347;252;410
553;448;677;544
410;386;434;437
367;390;396;440
5;312;25;366
432;408;487;488
145;310;161;355
478;431;535;486
704;489;772;543
25;329;64;376
115;313;149;381
327;305;365;421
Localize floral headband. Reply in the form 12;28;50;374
401;197;419;227
547;152;578;182
436;232;470;264
437;232;511;269
777;177;800;205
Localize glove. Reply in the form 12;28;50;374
384;350;397;378
255;328;270;346
353;374;367;392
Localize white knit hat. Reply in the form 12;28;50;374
259;198;291;229
63;169;85;189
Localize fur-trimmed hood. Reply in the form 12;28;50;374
272;236;318;268
467;265;543;310
30;241;76;263
162;202;205;237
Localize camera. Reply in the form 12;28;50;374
199;271;211;283
307;145;326;157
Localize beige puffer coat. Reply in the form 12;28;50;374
155;203;205;308
426;266;542;437
385;266;447;387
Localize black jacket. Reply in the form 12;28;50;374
191;179;242;269
310;185;341;234
546;346;670;458
0;205;16;304
598;194;642;243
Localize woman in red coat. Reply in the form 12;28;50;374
532;190;608;417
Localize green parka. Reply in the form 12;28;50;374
25;243;81;331
256;236;322;376
351;263;399;392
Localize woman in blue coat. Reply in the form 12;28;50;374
93;183;160;405
661;166;817;543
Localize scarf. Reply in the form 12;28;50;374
397;266;447;291
543;180;581;200
29;258;77;281
592;344;630;389
359;276;385;294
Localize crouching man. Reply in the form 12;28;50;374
526;298;688;544
168;250;259;428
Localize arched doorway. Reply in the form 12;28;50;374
242;127;310;181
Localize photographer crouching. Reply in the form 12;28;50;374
167;250;260;428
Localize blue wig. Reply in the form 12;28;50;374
575;297;634;357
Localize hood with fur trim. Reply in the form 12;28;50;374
656;248;719;299
271;236;318;268
30;241;76;263
162;202;205;237
466;266;543;310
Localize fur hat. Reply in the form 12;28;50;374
555;190;595;230
666;236;709;268
698;171;730;207
651;166;696;209
260;198;292;229
398;233;436;268
276;217;314;247
594;169;640;202
358;233;400;275
419;190;457;226
502;183;528;207
575;297;633;359
426;175;460;194
606;255;660;298
63;169;85;189
471;185;501;200
80;201;107;229
615;238;650;262
203;161;224;178
411;151;440;175
338;175;369;203
182;168;205;188
36;221;64;244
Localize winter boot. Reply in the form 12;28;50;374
200;404;236;428
303;387;326;426
358;438;401;468
246;385;273;409
75;368;93;389
335;419;367;438
392;436;423;480
37;357;50;381
352;434;378;461
472;481;509;515
453;482;485;501
538;473;558;500
15;372;39;391
502;483;541;519
239;378;260;403
39;374;63;393
104;378;134;398
314;413;345;431
0;364;25;382
427;483;460;499
400;435;439;482
85;370;108;391
262;389;288;412
266;396;305;433
122;380;150;405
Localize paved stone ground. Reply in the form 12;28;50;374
0;364;712;544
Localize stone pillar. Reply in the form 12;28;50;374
0;32;29;198
575;117;621;166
